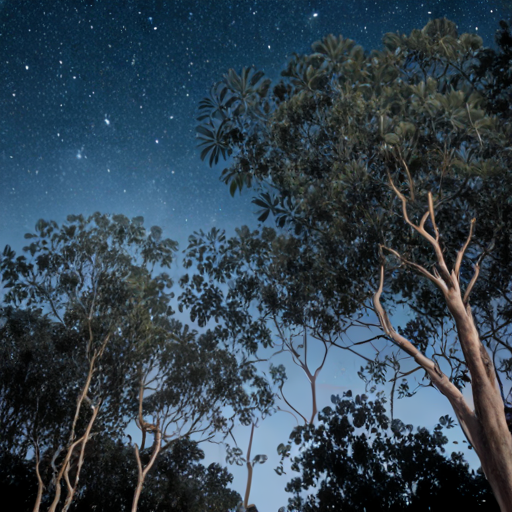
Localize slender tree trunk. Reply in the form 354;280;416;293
47;354;103;512
46;330;110;512
131;375;162;512
244;422;256;510
47;437;83;512
131;430;161;512
32;442;44;512
61;402;101;512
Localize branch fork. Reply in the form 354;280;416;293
373;177;512;510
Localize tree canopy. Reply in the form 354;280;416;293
195;17;512;509
196;16;512;343
0;437;241;512
4;15;512;512
284;391;498;511
0;213;271;511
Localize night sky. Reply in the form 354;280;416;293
1;0;510;509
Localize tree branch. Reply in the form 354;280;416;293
373;264;482;451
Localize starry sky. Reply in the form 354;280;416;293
1;1;510;510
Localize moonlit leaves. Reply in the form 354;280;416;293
196;119;233;166
439;414;455;429
275;442;291;476
196;67;271;168
224;446;267;466
225;445;244;466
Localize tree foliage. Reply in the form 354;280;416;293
196;17;512;360
195;14;512;431
0;437;241;512
196;17;512;508
284;391;498;511
0;213;273;511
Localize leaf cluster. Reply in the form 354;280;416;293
283;391;498;511
0;213;277;509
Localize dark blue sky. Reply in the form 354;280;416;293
1;1;509;509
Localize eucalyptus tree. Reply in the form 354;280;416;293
179;226;336;426
195;17;512;509
0;213;273;511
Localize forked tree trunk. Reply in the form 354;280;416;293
373;186;512;511
131;375;162;512
61;402;101;512
445;289;512;509
46;335;108;512
131;429;161;512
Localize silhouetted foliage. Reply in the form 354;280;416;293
0;213;272;511
0;437;241;512
284;391;499;511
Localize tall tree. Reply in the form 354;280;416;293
0;213;273;511
196;18;512;508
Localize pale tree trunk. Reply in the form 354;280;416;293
373;186;512;511
47;402;100;512
61;401;101;512
273;323;329;425
131;376;162;512
47;437;84;512
244;422;256;510
32;441;44;512
46;332;108;512
131;430;161;512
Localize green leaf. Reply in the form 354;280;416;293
252;454;268;465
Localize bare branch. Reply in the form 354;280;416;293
398;148;415;201
373;264;481;451
463;239;495;306
463;264;481;305
455;218;476;279
387;175;452;285
387;174;435;243
380;245;441;288
427;192;439;241
278;384;308;424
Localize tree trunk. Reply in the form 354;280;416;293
131;429;161;512
373;187;512;511
32;443;44;512
446;289;512;511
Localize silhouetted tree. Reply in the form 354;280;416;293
0;213;272;511
284;391;498;511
